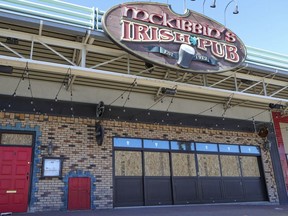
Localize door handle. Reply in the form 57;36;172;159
6;190;17;194
27;172;29;180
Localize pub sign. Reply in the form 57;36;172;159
102;2;246;73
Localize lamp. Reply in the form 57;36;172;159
47;141;54;156
145;62;154;73
202;0;216;14
96;101;105;118
258;126;269;138
263;139;271;151
269;103;284;110
6;37;19;45
0;65;13;74
210;0;216;8
224;0;239;26
161;87;177;95
233;5;239;14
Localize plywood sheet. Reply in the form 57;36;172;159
220;155;241;176
172;153;196;176
144;152;170;176
198;154;220;177
115;151;142;176
240;156;260;177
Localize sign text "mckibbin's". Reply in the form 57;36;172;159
121;6;239;63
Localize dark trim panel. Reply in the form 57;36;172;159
268;131;288;204
114;177;144;207
0;94;262;133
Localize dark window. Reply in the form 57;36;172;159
219;144;239;153
171;141;194;151
114;138;142;148
143;139;169;149
240;145;260;155
196;143;218;152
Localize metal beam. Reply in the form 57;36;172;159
222;71;287;88
90;55;126;69
269;85;288;97
0;28;125;56
0;42;25;59
1;28;287;90
241;80;262;93
209;72;235;87
1;55;288;105
37;39;76;66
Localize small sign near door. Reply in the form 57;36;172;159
41;157;63;178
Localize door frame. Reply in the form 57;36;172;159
0;129;36;212
68;177;91;210
62;170;97;210
113;137;268;206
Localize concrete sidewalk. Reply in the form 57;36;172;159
14;203;288;216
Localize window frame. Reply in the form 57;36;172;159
0;130;35;147
219;144;240;154
41;157;64;179
195;142;219;153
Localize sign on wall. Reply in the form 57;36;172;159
102;2;246;73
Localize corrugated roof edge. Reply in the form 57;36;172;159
0;3;287;74
0;11;87;37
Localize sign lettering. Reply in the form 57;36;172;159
103;2;246;73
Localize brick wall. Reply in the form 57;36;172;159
0;112;279;212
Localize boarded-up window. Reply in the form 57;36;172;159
1;133;33;146
240;156;260;177
144;152;170;176
197;154;220;176
172;153;196;176
220;155;241;177
115;151;142;176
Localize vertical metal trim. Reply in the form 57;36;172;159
268;126;288;204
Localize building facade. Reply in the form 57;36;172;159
0;0;287;213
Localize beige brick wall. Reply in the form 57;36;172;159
0;112;279;212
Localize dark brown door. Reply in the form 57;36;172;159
172;153;198;204
114;150;144;207
144;152;172;205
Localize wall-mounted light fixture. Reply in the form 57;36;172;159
47;141;54;156
0;65;13;74
161;87;177;95
269;103;284;110
96;101;105;118
145;62;154;73
6;37;19;45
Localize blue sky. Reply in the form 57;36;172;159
64;0;288;56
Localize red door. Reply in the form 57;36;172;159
68;177;91;210
0;146;32;213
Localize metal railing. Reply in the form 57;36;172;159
0;0;287;71
246;46;288;71
0;0;104;30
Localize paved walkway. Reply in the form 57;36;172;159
13;203;288;216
